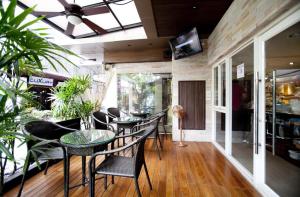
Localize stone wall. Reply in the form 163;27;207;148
114;61;172;74
208;0;299;65
172;45;212;142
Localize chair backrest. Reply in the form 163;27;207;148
24;120;76;149
107;107;120;122
133;124;155;177
92;111;109;130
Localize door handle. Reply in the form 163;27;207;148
272;70;276;155
255;72;261;154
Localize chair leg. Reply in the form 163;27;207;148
44;161;49;175
154;139;161;160
17;155;30;197
144;163;152;190
111;176;114;184
104;175;107;190
163;123;167;139
157;134;163;150
134;177;142;197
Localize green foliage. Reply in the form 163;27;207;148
0;0;77;192
50;75;95;126
118;73;157;112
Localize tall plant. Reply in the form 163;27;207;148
50;75;95;129
0;0;77;195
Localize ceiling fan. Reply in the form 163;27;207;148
32;0;110;36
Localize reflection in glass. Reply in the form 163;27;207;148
216;112;226;148
221;63;226;106
117;73;172;116
265;21;300;197
214;67;219;105
231;43;254;173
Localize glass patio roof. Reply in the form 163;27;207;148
17;0;142;39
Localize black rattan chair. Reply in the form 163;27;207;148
132;113;164;160
92;111;114;131
88;122;156;197
107;107;121;123
18;120;79;197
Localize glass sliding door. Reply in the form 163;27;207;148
216;112;226;148
231;43;254;173
213;62;227;149
264;21;300;197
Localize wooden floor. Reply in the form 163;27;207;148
6;136;261;197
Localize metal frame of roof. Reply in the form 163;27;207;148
17;0;143;39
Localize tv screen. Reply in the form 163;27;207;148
169;27;203;60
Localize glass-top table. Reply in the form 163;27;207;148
112;116;142;124
60;129;115;192
60;129;115;148
130;111;150;119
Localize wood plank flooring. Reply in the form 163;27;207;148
5;136;261;197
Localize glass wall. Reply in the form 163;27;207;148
213;62;227;149
264;21;300;197
216;112;226;148
221;63;226;106
214;67;219;105
231;43;254;173
117;73;172;116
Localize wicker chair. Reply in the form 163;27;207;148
92;111;123;149
88;121;157;197
132;113;164;160
92;111;115;131
18;120;79;197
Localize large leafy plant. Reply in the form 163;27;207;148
0;0;77;194
50;75;95;129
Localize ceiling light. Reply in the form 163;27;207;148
289;62;294;65
192;6;197;9
67;14;82;25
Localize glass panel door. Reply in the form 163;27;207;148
264;21;300;197
231;43;254;173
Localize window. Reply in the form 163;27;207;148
213;62;226;107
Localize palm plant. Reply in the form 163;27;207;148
50;75;96;130
0;0;77;194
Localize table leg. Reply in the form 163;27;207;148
65;154;70;197
82;156;86;186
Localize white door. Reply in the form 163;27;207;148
255;9;300;197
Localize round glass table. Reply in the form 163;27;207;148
60;129;115;193
130;111;150;119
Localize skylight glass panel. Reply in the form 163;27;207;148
66;0;103;7
86;13;120;30
110;1;141;26
19;0;64;12
72;23;94;36
48;16;68;29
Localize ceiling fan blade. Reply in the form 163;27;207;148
65;22;75;35
81;6;110;16
82;18;107;34
57;0;70;8
32;11;65;18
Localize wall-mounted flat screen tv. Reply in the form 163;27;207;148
169;27;203;60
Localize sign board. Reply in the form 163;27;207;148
237;63;245;79
28;76;54;87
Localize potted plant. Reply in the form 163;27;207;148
50;75;96;130
0;0;77;195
